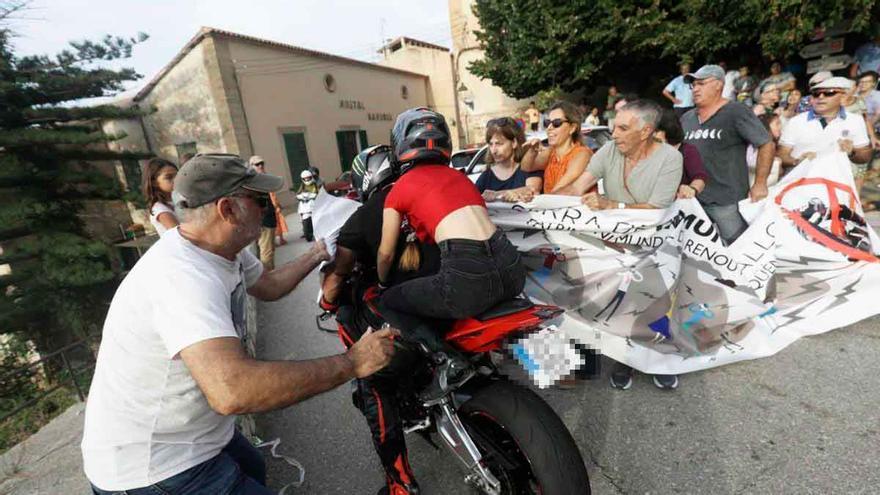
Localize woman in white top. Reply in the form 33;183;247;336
142;157;179;236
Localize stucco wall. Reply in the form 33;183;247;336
226;38;429;206
448;0;531;145
139;43;228;160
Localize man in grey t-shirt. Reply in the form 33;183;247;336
560;100;683;211
560;100;683;391
682;65;774;244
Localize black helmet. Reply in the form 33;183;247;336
390;107;452;173
350;144;395;201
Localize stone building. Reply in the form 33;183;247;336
106;10;531;223
109;27;436;208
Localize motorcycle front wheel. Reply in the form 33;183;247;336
458;380;591;494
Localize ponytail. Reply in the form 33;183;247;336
397;223;421;272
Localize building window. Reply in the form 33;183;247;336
324;74;337;93
282;131;311;186
401;84;409;99
336;129;368;172
175;142;197;163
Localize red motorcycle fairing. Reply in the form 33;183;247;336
445;304;564;353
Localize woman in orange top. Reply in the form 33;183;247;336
521;101;593;193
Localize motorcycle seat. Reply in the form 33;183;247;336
474;298;534;321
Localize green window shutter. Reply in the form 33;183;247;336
358;130;368;150
282;132;310;187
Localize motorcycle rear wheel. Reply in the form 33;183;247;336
458;380;591;494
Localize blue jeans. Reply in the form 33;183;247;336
91;430;271;495
702;203;748;245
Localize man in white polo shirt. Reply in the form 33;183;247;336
779;77;873;193
82;154;395;494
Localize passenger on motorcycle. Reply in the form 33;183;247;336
296;169;319;241
321;145;440;495
377;108;527;400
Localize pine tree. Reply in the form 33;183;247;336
0;2;148;363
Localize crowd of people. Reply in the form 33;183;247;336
467;61;879;387
82;50;880;493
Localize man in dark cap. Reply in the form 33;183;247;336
82;153;396;494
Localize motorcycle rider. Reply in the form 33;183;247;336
320;145;441;495
296;169;319;241
377;108;527;401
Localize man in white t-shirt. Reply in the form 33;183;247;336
82;154;395;494
779;77;873;196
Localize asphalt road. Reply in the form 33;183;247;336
254;218;880;495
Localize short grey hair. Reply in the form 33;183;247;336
620;99;662;130
177;203;215;225
176;190;255;226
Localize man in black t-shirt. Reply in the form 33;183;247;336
681;65;774;245
320;146;438;495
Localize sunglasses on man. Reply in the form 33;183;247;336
543;118;569;129
810;90;843;98
229;191;271;210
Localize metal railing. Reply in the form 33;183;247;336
0;337;97;424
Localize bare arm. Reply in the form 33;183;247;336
180;330;394;415
156;212;179;230
520;140;550;172
556;169;599;196
850;145;873;164
248;241;330;301
377;208;402;284
662;89;679;105
497;176;543;203
549;148;592;193
321;246;356;304
581;193;660;210
749;141;775;201
777;144;799;168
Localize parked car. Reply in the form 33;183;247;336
324;170;358;200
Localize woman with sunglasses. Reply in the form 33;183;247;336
520;101;593;193
477;117;543;203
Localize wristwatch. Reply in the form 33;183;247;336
618;202;625;209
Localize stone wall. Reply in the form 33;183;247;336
139;43;228;161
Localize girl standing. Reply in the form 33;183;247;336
141;157;179;236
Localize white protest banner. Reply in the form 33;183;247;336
311;190;361;258
491;153;880;375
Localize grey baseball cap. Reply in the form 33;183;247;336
684;64;725;83
173;153;284;209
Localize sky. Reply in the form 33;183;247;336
7;0;453;96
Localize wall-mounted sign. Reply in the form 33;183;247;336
800;38;845;59
339;99;364;110
806;54;853;74
368;113;393;121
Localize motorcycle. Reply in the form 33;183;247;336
318;290;592;494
